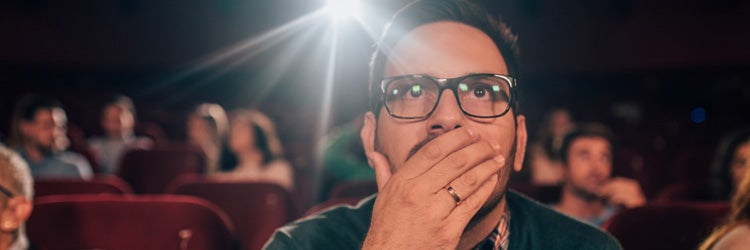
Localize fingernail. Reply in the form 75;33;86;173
493;154;505;164
467;128;477;138
366;153;374;167
490;142;501;152
491;173;499;180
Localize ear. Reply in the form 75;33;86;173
0;197;32;233
513;115;528;172
360;112;377;163
360;112;393;190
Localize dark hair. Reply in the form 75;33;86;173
369;0;521;115
699;148;750;250
229;109;284;165
710;129;750;200
559;123;616;165
7;94;64;148
102;94;136;117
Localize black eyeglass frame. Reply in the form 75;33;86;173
0;183;15;198
378;73;518;119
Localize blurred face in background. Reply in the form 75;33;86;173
20;108;69;153
732;142;749;190
228;117;256;154
101;105;135;139
187;116;216;146
564;137;612;200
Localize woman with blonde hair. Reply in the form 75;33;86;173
0;145;33;250
186;103;235;173
700;143;750;249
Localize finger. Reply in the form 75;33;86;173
417;140;501;193
445;173;499;231
433;155;505;216
399;127;479;179
597;181;619;197
368;152;392;190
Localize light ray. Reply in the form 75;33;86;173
139;8;328;99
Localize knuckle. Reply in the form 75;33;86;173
444;154;467;169
460;172;478;186
399;185;422;206
462;195;483;210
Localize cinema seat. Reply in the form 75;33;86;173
117;145;206;194
33;175;132;198
603;202;730;250
27;194;236;250
167;176;293;250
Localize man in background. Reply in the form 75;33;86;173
7;95;92;179
554;123;646;226
88;95;152;174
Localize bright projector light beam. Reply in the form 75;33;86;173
326;0;361;21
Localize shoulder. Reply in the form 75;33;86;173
56;152;92;174
87;137;105;144
506;191;622;250
266;159;293;173
132;137;154;149
56;151;89;165
264;195;375;249
713;223;750;250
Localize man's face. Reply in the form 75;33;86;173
362;21;527;215
102;105;135;138
564;137;613;199
21;108;68;152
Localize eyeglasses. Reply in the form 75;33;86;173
379;73;517;119
0;183;14;198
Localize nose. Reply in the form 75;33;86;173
426;90;465;135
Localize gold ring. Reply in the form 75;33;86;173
446;186;461;205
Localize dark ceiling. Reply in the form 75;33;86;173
1;0;748;74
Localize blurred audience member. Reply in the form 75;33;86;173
553;123;646;227
186;103;235;173
699;145;750;250
87;95;152;174
7;95;92;179
212;109;293;191
528;108;574;185
710;129;750;201
0;145;34;250
317;114;374;199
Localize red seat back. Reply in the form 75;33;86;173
134;121;169;147
603;202;730;250
27;194;236;250
167;176;293;250
117;145;206;194
34;175;132;198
